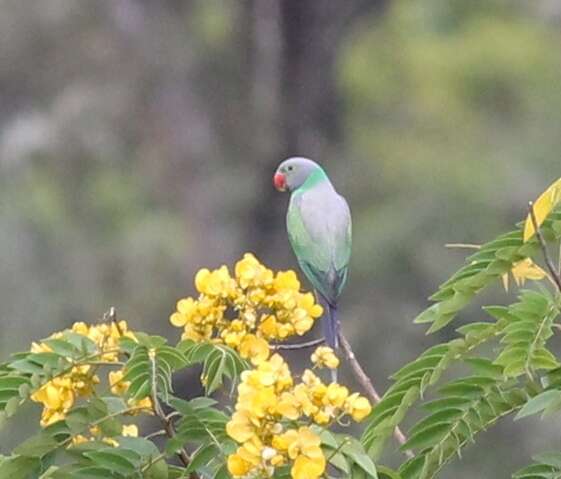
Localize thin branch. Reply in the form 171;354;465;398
144;429;167;440
338;330;414;459
140;452;167;474
270;338;325;350
149;354;198;478
444;243;481;250
528;201;561;293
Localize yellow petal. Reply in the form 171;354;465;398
510;258;547;287
227;453;251;476
169;312;186;327
292;453;325;479
501;273;509;292
121;424;138;437
524;178;561;242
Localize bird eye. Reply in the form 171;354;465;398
287;165;294;171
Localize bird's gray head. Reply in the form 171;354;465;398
273;157;325;192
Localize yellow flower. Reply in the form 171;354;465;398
324;383;349;408
102;437;119;447
344;393;372;421
298;293;323;318
72;435;89;445
109;370;129;396
29;319;138;428
235;253;273;289
293;384;319;417
259;315;278;337
311;346;339;369
128;396;153;414
31;378;76;426
236;436;264;466
274;427;325;479
226;410;255;443
239;334;270;365
292;453;325;479
170;312;186;327
71;322;89;336
502;258;547;291
274;270;300;291
171;254;323;362
195;266;234;296
30;342;52;353
227;453;252;477
226;348;369;479
121;424;138;437
291;308;314;336
277;392;300;420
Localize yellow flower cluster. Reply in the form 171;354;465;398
170;254;323;362
30;321;139;426
72;423;139;447
108;369;153;414
502;257;547;292
226;354;372;479
311;346;340;370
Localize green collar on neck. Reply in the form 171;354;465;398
298;167;328;192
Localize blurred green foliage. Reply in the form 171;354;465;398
1;1;561;476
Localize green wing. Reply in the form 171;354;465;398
286;190;351;303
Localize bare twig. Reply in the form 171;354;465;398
144;429;167;440
528;201;561;293
270;338;325;350
338;330;414;459
444;243;481;250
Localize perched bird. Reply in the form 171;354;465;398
273;157;351;351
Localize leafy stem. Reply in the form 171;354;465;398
338;329;414;458
148;351;198;478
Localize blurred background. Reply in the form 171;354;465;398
2;0;561;475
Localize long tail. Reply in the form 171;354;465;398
320;298;340;383
323;302;339;350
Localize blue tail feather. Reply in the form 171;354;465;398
323;302;339;350
317;294;340;382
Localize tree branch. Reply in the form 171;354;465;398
338;330;414;458
528;201;561;293
270;338;324;350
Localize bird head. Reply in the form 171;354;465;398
273;157;323;193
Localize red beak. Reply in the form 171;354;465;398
273;172;287;191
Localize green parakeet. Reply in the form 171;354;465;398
274;157;351;350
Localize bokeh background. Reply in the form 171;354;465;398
2;0;561;475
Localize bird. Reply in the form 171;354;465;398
273;157;352;354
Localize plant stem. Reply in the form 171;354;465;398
528;201;561;293
338;330;414;459
149;354;198;478
270;337;324;350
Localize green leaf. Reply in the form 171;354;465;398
83;449;139;475
377;465;402;479
143;457;168;479
341;438;378;479
14;432;60;458
0;456;41;479
185;444;219;473
531;451;561;469
401;423;450;451
515;390;561;420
